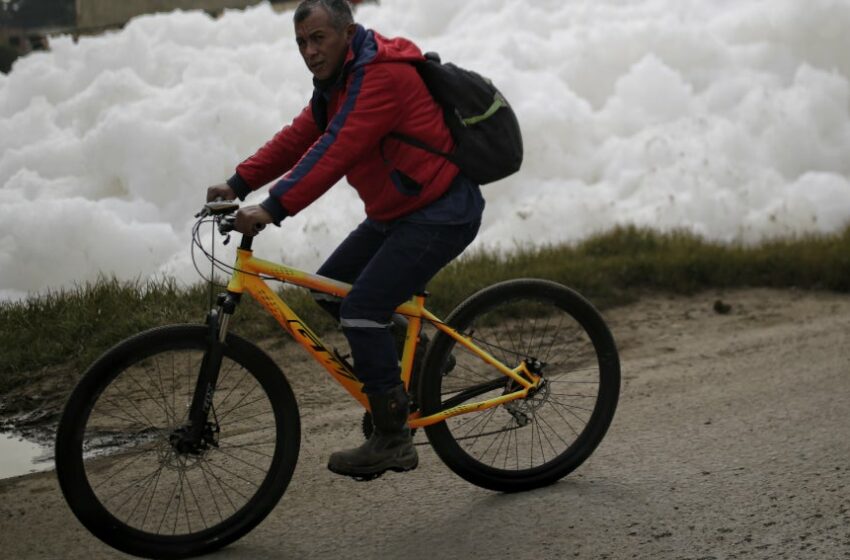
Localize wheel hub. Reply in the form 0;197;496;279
504;377;550;426
166;422;220;467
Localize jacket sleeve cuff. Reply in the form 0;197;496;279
260;196;289;226
226;173;252;201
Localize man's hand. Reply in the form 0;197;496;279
207;183;236;202
235;205;273;236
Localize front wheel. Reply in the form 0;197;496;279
55;325;300;559
420;279;620;492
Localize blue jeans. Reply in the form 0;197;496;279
316;219;480;394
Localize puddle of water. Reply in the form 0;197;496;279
0;433;53;479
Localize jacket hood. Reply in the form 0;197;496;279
347;24;424;69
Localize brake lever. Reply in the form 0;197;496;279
219;215;236;245
197;200;240;218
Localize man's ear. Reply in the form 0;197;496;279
345;23;356;43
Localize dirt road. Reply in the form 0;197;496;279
1;288;848;559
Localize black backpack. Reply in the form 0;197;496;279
390;52;524;185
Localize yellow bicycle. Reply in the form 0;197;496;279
55;201;620;559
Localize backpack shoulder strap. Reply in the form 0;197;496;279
311;91;329;132
387;131;452;159
381;53;455;163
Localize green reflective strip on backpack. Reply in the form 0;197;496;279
462;93;506;126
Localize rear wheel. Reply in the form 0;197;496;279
55;324;300;559
420;279;620;492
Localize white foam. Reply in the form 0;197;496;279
1;0;848;297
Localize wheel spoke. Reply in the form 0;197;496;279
89;445;158;490
212;364;253;418
216;389;265;424
214;447;271;473
199;459;240;512
199;459;226;523
199;458;253;500
184;470;208;530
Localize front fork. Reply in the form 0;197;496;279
176;292;240;453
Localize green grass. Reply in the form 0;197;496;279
426;225;850;312
2;225;850;398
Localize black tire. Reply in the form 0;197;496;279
55;325;300;559
420;279;620;492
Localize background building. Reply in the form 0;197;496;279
0;0;340;72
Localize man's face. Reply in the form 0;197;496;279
295;8;354;81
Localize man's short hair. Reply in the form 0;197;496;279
294;0;355;31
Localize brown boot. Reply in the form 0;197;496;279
328;385;418;480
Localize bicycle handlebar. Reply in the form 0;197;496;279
196;201;265;236
196;200;239;218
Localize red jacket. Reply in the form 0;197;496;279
228;25;459;224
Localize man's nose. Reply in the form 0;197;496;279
304;42;318;58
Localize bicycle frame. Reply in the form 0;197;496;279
224;241;542;429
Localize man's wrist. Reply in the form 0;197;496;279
226;173;252;201
259;197;289;226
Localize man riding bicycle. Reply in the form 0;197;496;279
206;0;484;480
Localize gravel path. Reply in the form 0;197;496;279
1;288;848;559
